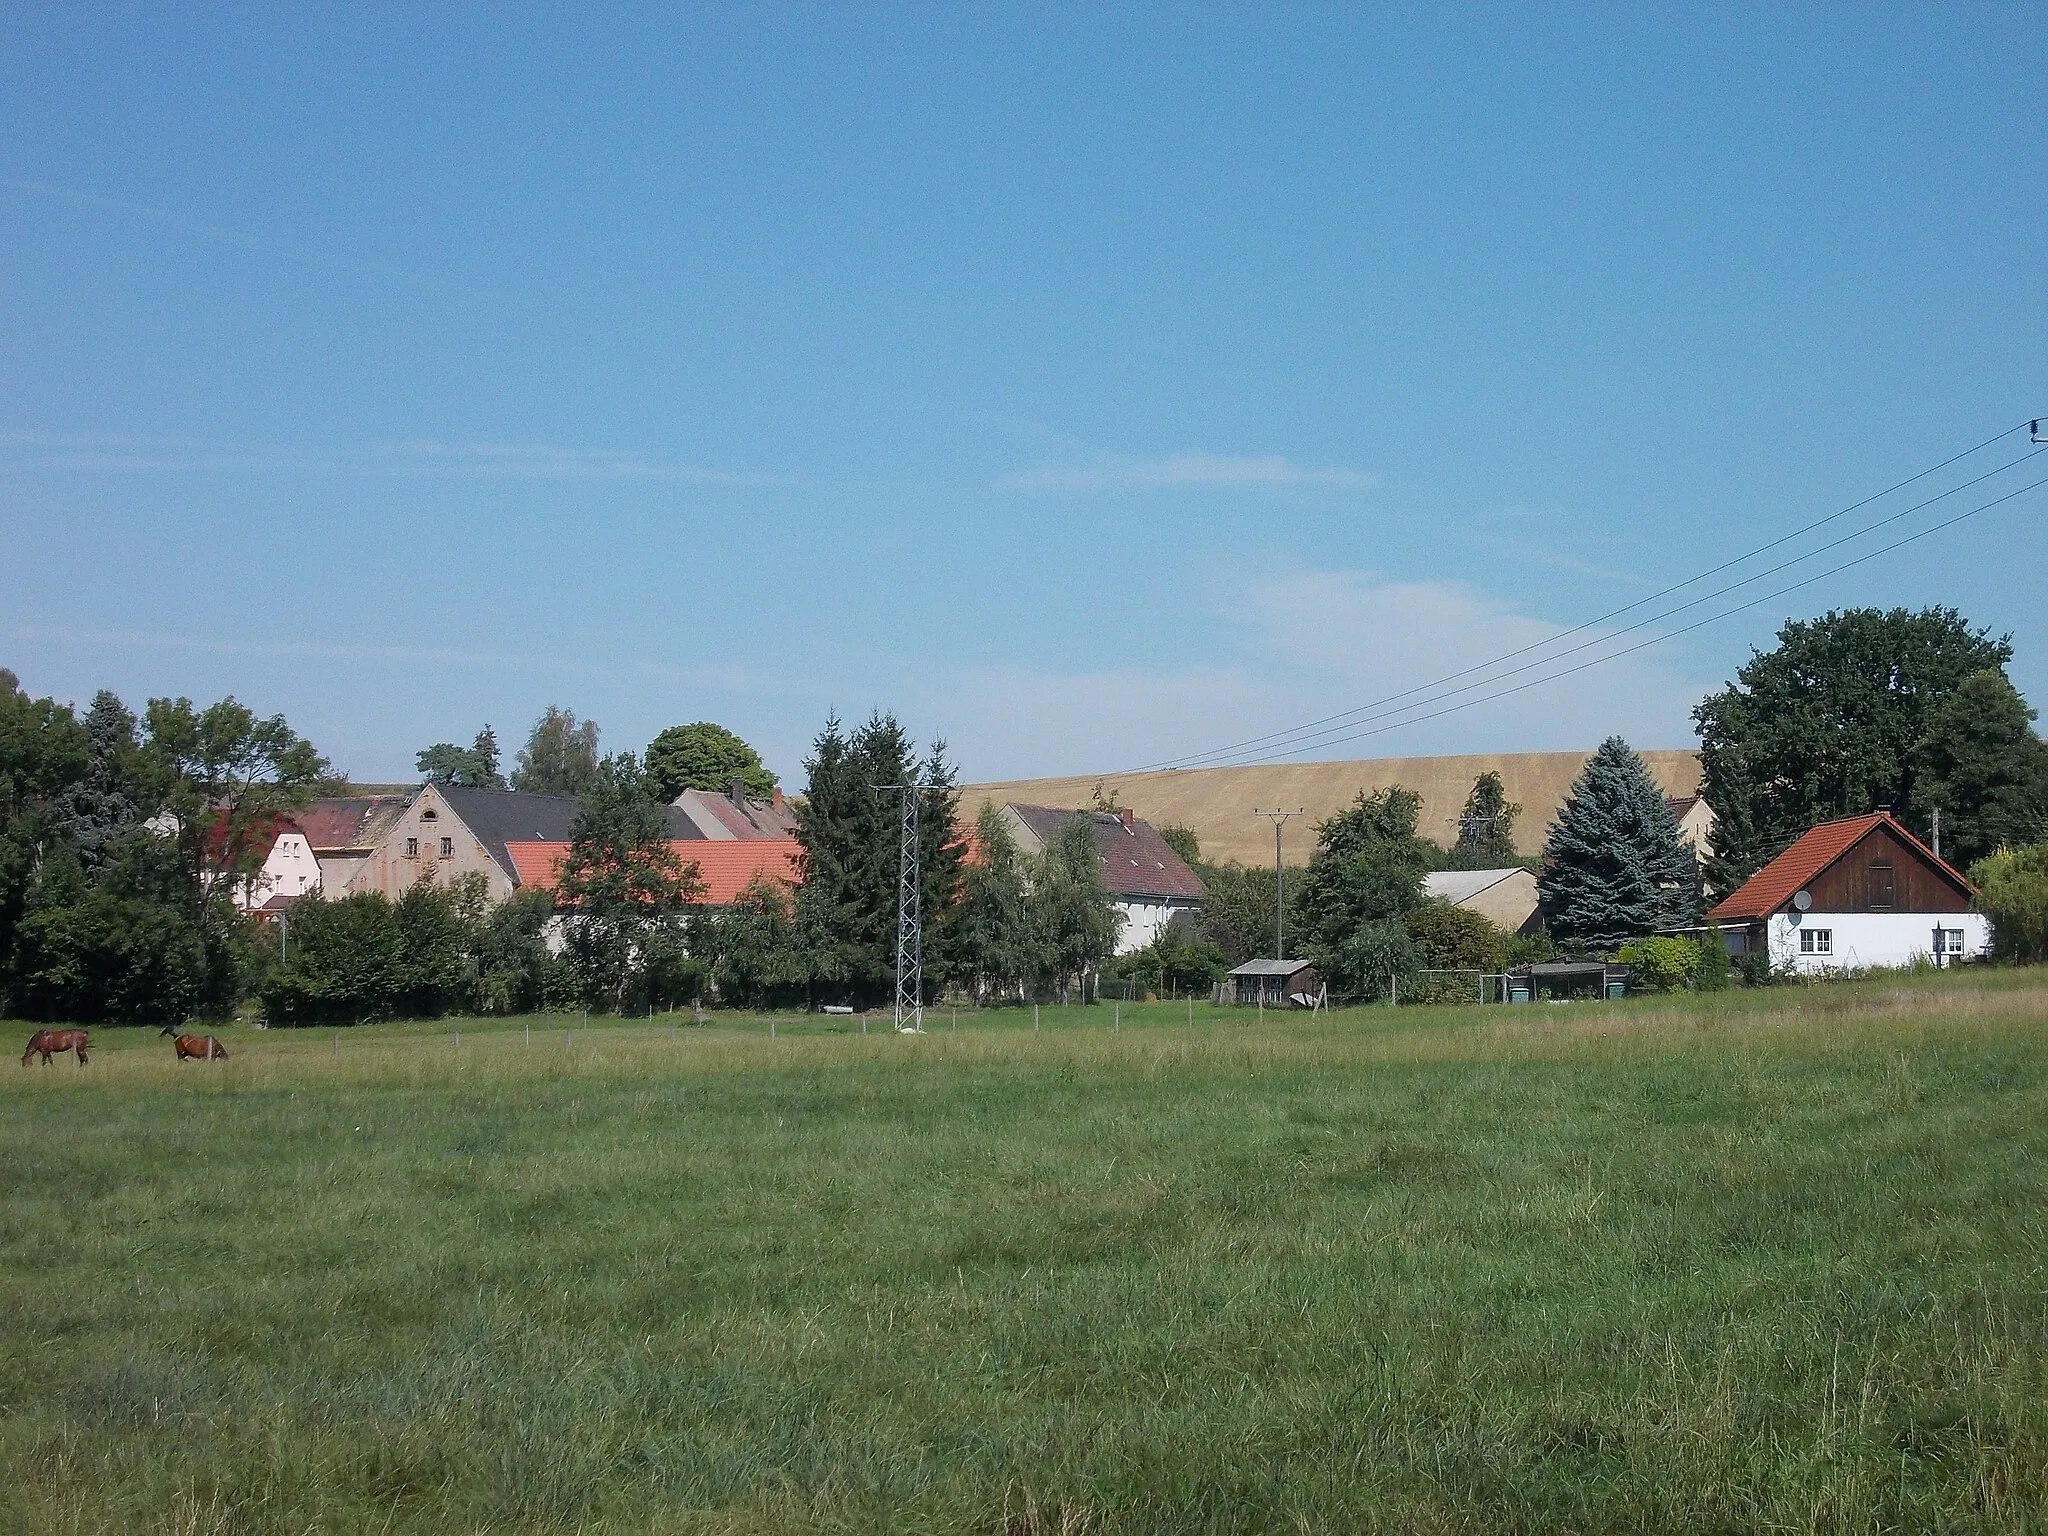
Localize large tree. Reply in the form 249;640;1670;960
512;706;600;797
790;712;962;1008
1538;736;1700;951
416;725;506;789
1293;787;1431;955
1291;786;1432;998
644;721;776;802
0;671;90;1005
1908;671;2048;868
1694;607;2013;887
1028;814;1121;1004
555;753;704;1011
949;803;1039;1003
1450;771;1521;868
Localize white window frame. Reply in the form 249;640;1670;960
1800;928;1833;955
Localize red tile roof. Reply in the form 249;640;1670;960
503;839;800;905
1710;812;1971;922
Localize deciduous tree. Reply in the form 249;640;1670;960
645;721;776;802
555;754;704;1011
1908;670;2048;868
511;706;600;796
1694;607;2013;886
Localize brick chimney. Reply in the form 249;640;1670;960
1118;806;1135;833
771;786;785;812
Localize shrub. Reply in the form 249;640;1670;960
1617;936;1702;993
1404;901;1508;972
1972;842;2048;964
1694;925;1733;991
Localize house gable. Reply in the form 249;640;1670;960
1711;812;1973;922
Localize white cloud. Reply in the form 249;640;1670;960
996;451;1375;492
931;569;1708;780
0;430;789;486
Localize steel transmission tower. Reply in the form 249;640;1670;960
881;781;926;1032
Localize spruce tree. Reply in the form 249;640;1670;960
65;690;145;868
790;712;961;1007
1538;737;1701;951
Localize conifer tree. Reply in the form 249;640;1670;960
950;803;1038;1002
65;690;146;867
1028;814;1120;1004
790;712;961;1007
1538;736;1701;951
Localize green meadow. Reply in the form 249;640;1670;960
5;976;2047;1534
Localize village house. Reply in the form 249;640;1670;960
1422;866;1542;934
344;784;705;903
669;780;800;840
291;794;411;896
994;804;1208;954
1668;794;1716;853
502;838;800;906
1710;811;1988;973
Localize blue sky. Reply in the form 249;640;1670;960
3;6;2042;786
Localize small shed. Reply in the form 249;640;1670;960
1508;960;1630;1001
1225;958;1322;1008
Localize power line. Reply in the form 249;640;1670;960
1131;419;2044;774
1250;469;2048;761
1167;445;2046;767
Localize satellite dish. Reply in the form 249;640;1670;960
1792;889;1813;911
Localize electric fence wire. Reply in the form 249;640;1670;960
1130;419;2048;773
1224;467;2048;762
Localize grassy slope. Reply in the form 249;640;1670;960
4;977;2045;1534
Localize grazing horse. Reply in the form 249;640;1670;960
22;1028;89;1066
160;1026;228;1062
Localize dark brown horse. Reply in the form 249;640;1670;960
22;1028;89;1066
160;1026;228;1062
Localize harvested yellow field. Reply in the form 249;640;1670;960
959;749;1702;864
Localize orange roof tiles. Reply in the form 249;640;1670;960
503;839;800;905
1709;812;1969;922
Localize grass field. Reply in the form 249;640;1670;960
5;977;2046;1534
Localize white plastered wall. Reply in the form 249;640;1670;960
239;831;323;911
1767;910;1990;974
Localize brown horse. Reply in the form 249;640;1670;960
22;1028;89;1066
160;1026;228;1062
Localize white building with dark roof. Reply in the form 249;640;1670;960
998;804;1208;954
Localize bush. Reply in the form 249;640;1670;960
1972;842;2048;964
1317;918;1422;1003
1404;901;1508;972
1617;936;1702;993
1694;925;1733;992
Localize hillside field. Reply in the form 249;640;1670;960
5;976;2047;1534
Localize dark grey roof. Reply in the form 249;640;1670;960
436;786;702;883
1007;805;1208;901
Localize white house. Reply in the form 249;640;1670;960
997;804;1209;954
232;819;323;913
1710;811;1988;974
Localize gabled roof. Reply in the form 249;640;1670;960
503;839;800;905
295;795;412;852
1005;805;1208;901
1710;812;1973;922
671;786;800;841
434;786;702;884
1423;868;1527;905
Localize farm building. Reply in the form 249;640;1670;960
1422;867;1541;934
994;804;1208;954
291;795;412;896
670;781;800;840
503;839;800;907
343;785;705;902
1710;811;1988;973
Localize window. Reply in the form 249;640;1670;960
1799;928;1833;955
439;837;453;858
420;809;438;822
1867;859;1895;908
1934;927;1965;955
405;837;419;858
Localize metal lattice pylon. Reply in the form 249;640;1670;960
889;781;925;1032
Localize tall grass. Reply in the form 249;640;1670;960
5;972;2046;1532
